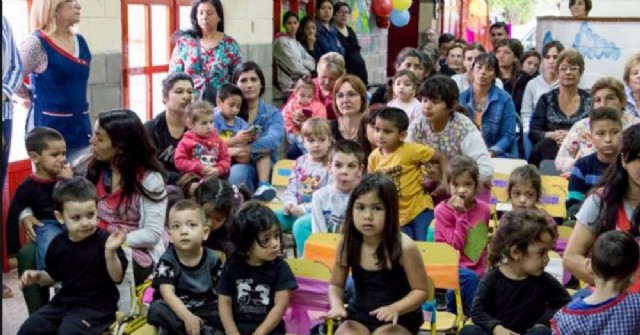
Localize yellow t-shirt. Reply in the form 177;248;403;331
368;142;435;225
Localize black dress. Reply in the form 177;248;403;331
336;26;368;85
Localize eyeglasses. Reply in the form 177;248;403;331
558;65;580;73
336;91;359;99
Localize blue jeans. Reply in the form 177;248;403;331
228;163;258;192
400;209;433;241
34;219;65;270
446;268;480;317
523;131;533;160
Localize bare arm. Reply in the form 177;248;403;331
252;290;291;335
20;270;55;287
389;236;429;314
326;242;349;319
219;295;241;335
562;222;597;285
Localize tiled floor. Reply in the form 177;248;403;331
2;270;29;335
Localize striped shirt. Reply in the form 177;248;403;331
2;16;23;121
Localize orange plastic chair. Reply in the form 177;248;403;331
303;233;341;270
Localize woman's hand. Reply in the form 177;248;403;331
370;305;399;323
493;325;519;335
20;270;42;288
555;130;568;145
324;305;347;320
21;216;43;242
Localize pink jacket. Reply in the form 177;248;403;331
313;78;335;120
174;130;231;176
283;99;327;134
435;200;491;277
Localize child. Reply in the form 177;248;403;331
435;155;491;316
17;177;128;335
356;103;383;171
213;83;250;145
459;210;571;335
175;100;231;178
504;165;558;231
566;107;622;216
193;177;248;256
368;107;447;241
217;201;298;335
324;173;430;335
275;118;332;238
551;231;640;335
7;127;73;271
386;70;422;124
283;77;328;159
147;199;224;335
293;139;365;256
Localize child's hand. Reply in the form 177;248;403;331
20;270;42;288
235;129;254;145
205;167;219;178
283;203;295;215
493;325;519;335
201;166;213;176
448;195;466;212
105;230;127;251
370;305;399;323
291;205;305;217
182;312;203;335
58;164;73;180
324;305;347;320
292;109;306;124
425;162;441;181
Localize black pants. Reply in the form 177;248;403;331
17;303;114;335
459;325;551;335
529;137;559;168
147;300;219;335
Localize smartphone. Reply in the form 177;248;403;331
302;109;313;118
249;125;261;133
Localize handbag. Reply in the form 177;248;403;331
195;38;217;106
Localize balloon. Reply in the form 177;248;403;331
391;0;412;11
376;16;390;29
389;9;410;27
373;0;393;17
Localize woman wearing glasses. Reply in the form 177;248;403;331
329;75;368;142
529;50;592;168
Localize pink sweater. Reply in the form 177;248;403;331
435;200;491;276
174;130;231;176
283;99;327;134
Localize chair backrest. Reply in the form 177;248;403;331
490;172;511;206
272;159;295;187
557;225;573;240
491;158;528;174
539;159;559;176
303;233;341;270
415;242;460;290
286;258;332;281
284;259;332;335
540;176;568;219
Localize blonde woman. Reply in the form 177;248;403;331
624;53;640;118
18;0;91;161
312;52;346;120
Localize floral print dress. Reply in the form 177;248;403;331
170;33;242;99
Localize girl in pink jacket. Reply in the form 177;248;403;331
283;77;327;159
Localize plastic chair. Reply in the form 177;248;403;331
272;159;295;188
539;159;559;176
416;242;464;334
303;233;341;270
557;225;573;240
540;176;568;219
490;158;528;174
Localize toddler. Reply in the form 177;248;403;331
386;69;422;124
283;77;327;159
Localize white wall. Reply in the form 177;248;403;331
222;0;274;45
558;0;640;17
77;0;122;53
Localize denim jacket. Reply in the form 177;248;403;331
460;85;518;158
314;21;344;61
250;100;285;162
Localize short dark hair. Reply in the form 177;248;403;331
542;40;565;57
231;201;283;257
472;53;499;79
495;38;524;60
520;50;541;65
446;155;479;189
281;11;298;26
190;0;225;34
375;107;409;132
569;0;592;13
490;21;509;34
589;107;623;128
418;75;460;110
162;72;193;100
438;33;455;47
591;230;639;282
53;177;97;213
216;83;243;102
26;127;64;154
169;199;207;226
508;164;542;202
329;140;365;165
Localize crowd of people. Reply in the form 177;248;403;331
2;0;639;334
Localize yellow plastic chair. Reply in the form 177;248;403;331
557;225;573;240
416;242;464;334
272;159;295;187
540;176;569;219
490;158;528;174
303;233;341;270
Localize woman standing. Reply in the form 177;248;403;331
569;0;592;18
529;50;591;167
18;0;92;161
296;16;319;61
273;11;315;102
624;53;640;118
314;0;344;62
144;73;194;185
333;2;368;85
170;0;241;104
329;75;368;142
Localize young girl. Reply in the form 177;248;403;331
459;210;571;335
407;75;494;203
325;173;430;335
217;201;298;335
175;101;231;178
371;48;424;104
356;103;383;171
520;50;541;77
504;164;558;231
193;177;248;256
283;77;328;159
275;118;332;235
435;155;491;316
385;70;422;124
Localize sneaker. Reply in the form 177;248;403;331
253;184;277;202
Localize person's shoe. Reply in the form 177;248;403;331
3;284;13;299
253;184;277;202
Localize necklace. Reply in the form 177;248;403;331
339;119;358;139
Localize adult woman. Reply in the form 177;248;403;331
144;72;194;185
311;52;346;120
18;0;92;161
495;38;532;115
371;48;425;104
314;0;344;62
169;0;241;103
521;40;565;159
451;43;504;93
555;77;640;175
273;11;315;101
333;2;368;85
296;16;318;61
569;0;592;18
228;62;284;194
624;53;640;118
563;124;640;294
330;75;368;142
460;53;518;158
439;42;464;77
529;50;591;167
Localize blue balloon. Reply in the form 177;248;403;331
389;9;410;27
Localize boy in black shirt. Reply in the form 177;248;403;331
17;177;128;335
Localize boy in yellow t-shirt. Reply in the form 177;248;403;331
368;107;446;240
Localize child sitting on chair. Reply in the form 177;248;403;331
147;199;224;335
17;177;128;335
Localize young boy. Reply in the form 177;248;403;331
147;199;224;335
368;107;446;241
7;127;73;271
17;177;128;335
566;107;623;216
175;100;231;178
551;231;640;334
